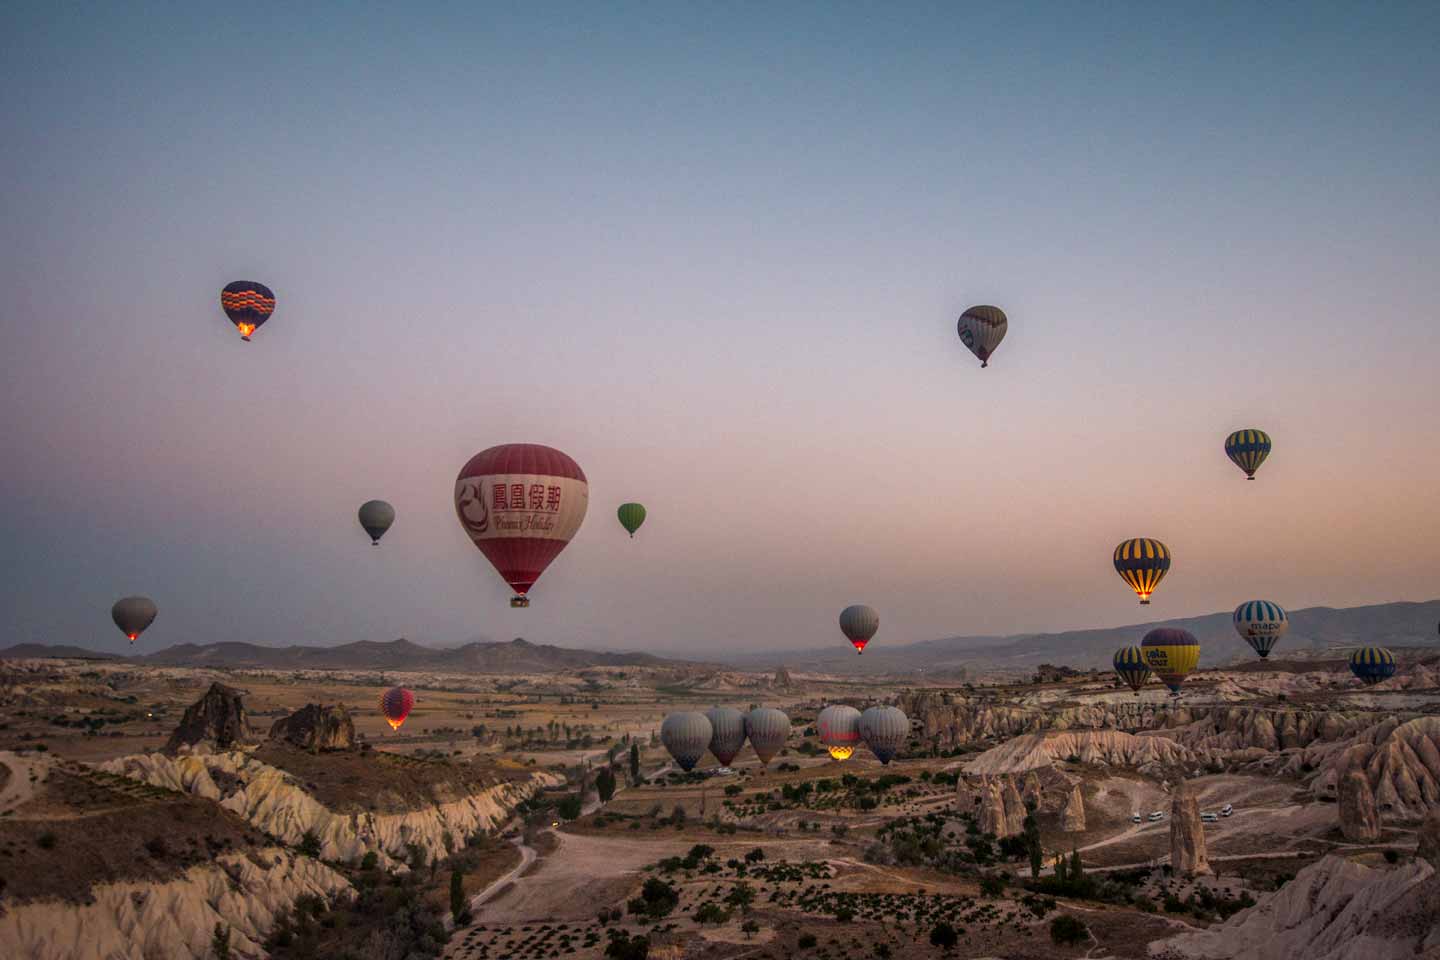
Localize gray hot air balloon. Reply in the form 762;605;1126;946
858;705;909;765
745;708;790;766
358;500;396;545
111;596;158;643
817;704;863;760
705;706;747;768
660;712;713;772
839;604;879;654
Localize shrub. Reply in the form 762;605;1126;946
37;832;57;850
979;874;1006;897
297;831;322;858
1050;914;1089;945
741;918;759;939
360;851;379;870
605;930;650;960
1384;849;1399;864
929;921;958;952
694;903;729;925
798;933;818;948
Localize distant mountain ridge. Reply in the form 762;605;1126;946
723;599;1440;675
0;643;120;660
0;637;701;673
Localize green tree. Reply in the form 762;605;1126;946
297;831;322;858
211;923;230;960
557;793;583;820
1023;811;1042;879
1050;914;1089;945
630;743;641;781
450;869;466;924
726;881;755;914
605;931;650;960
596;767;617;804
741;918;760;939
1069;846;1083;879
930;921;958;953
694;903;729;925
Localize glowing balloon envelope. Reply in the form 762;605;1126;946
1113;538;1171;604
705;706;747;768
111;596;157;643
358;500;395;545
661;712;713;772
1112;645;1151;695
1224;429;1272;480
839;604;879;655
957;305;1008;368
380;687;415;731
1140;628;1199;695
817;704;862;761
454;444;589;607
1349;646;1397;686
617;503;646;538
1232;600;1288;659
220;281;275;341
858;706;908;765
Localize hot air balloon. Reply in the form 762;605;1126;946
745;708;790;767
858;706;909;765
617;503;646;538
111;596;157;643
1112;645;1151;695
1140;627;1199;696
705;706;747;769
380;686;415;731
839;604;879;655
1349;646;1397;686
957;305;1008;368
1224;429;1272;480
1113;538;1171;604
358;500;395;545
220;281;275;342
1233;600;1288;659
660;712;713;772
817;705;862;761
454;444;589;608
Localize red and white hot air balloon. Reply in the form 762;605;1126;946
454;443;589;607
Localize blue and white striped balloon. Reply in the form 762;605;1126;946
1232;599;1288;658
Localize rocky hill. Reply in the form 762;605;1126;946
964;729;1197;775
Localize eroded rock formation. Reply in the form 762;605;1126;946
1338;769;1382;842
164;682;251;755
269;703;356;752
1061;783;1086;832
965;729;1195;775
1002;777;1027;836
978;776;1009;837
1170;783;1210;876
1418;808;1440;867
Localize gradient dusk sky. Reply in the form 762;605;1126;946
2;3;1437;657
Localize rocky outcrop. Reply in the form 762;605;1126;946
1338;769;1382;842
1022;771;1043;809
164;682;251;755
269;703;356;752
0;847;350;960
964;729;1195;775
1418;808;1440;867
1061;783;1086;832
1149;854;1440;960
773;666;793;687
1311;716;1440;821
1002;778;1027;836
1170;783;1209;876
978;777;1009;837
101;751;561;868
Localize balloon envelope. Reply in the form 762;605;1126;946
858;706;908;764
745;708;790;766
617;503;647;537
111;596;157;642
1224;429;1272;479
1140;628;1199;694
454;444;589;605
1349;646;1396;686
957;305;1008;368
358;500;396;545
1114;538;1171;604
705;706;747;767
661;712;713;772
817;705;862;761
1233;600;1288;658
220;281;275;341
1112;645;1151;694
839;604;879;654
380;687;415;731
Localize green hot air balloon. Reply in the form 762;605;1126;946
617;503;647;538
358;500;395;545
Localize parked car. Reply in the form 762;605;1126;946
1148;811;1164;821
1221;804;1234;817
1131;813;1142;824
1201;812;1219;822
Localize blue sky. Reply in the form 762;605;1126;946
2;2;1437;656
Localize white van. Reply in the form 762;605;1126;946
1221;804;1234;817
1148;810;1164;822
1131;813;1142;824
1200;812;1218;823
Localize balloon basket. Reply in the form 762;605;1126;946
510;596;530;608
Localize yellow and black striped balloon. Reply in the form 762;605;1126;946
1112;645;1151;695
1113;538;1171;604
1140;627;1200;695
1224;428;1271;479
1348;646;1396;686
